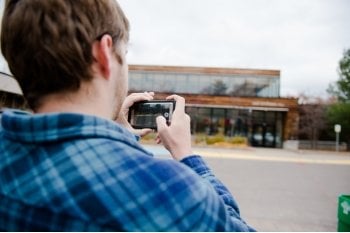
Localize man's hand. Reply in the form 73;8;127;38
116;92;154;136
156;95;193;160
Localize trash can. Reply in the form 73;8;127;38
338;195;350;232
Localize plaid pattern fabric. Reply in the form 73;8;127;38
0;109;255;231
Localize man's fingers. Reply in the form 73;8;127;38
156;115;167;132
155;135;162;144
128;92;154;103
166;95;185;114
138;128;153;137
124;92;154;108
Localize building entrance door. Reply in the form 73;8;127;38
252;124;276;147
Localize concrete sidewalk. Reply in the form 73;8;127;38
144;144;350;165
193;146;350;165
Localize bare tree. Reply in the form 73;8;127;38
201;80;228;95
298;94;329;149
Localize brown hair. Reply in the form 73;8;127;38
1;0;129;110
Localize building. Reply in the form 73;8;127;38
0;72;26;109
129;65;299;148
0;66;299;148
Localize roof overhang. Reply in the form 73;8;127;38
0;72;23;95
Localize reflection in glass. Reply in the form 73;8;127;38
129;71;280;98
184;107;284;148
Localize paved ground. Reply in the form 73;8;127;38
143;144;350;232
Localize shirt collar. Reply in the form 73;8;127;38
1;109;137;144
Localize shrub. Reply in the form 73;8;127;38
140;132;157;143
206;135;225;145
228;136;247;145
194;134;207;144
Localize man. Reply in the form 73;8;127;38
0;0;255;231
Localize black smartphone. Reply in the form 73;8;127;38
128;100;176;129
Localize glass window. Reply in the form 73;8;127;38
212;108;225;135
195;108;212;134
252;111;264;122
265;111;276;124
129;70;280;97
225;109;236;136
234;109;249;136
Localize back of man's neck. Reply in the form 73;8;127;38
35;92;112;120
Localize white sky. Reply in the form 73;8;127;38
1;0;350;97
118;0;350;97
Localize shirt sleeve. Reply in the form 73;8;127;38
180;155;256;231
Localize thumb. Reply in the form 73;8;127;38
156;115;167;133
136;128;153;137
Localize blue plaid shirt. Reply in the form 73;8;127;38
0;109;255;231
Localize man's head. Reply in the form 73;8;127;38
1;0;129;110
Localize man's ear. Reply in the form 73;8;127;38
92;34;114;79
